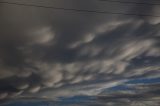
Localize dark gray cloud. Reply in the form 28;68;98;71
0;0;160;104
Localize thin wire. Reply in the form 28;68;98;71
0;1;160;17
99;0;160;6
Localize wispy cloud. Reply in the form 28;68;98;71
0;0;159;104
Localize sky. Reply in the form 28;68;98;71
0;0;160;106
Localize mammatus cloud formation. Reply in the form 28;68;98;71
0;0;160;105
1;81;160;106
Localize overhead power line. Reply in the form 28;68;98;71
0;1;160;17
99;0;160;6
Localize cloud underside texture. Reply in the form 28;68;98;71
0;0;159;103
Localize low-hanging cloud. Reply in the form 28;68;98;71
0;0;160;104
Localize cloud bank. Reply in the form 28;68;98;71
0;0;159;104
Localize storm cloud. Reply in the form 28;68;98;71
0;0;159;104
